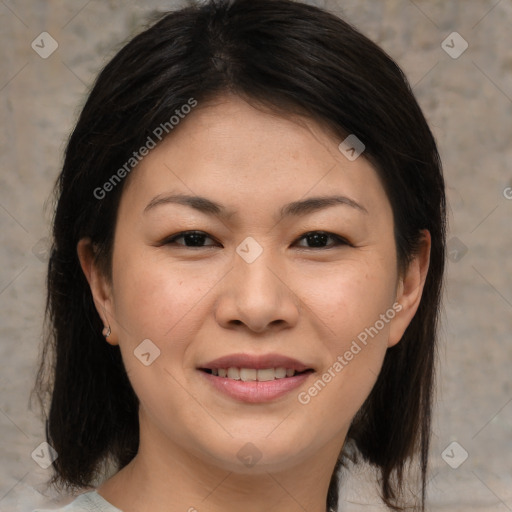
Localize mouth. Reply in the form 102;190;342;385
198;352;314;378
199;367;314;381
197;353;315;403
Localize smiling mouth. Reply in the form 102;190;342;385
199;367;314;381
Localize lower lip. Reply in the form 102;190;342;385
199;370;313;403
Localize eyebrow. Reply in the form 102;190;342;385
143;193;368;221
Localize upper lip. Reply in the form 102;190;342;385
199;353;313;372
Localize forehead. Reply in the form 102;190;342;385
120;94;391;221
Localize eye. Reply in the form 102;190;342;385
294;231;350;249
159;230;350;250
161;231;220;248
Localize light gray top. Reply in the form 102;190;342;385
32;491;123;512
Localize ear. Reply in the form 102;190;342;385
77;237;118;346
388;230;431;348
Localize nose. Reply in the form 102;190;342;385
214;249;300;334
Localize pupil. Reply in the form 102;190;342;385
307;232;328;247
185;233;206;246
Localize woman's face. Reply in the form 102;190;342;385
81;94;427;475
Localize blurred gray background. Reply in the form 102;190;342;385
0;1;511;511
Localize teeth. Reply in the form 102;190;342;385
257;368;275;381
275;367;287;378
239;368;257;381
211;367;298;381
227;367;240;380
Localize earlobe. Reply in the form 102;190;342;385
388;230;431;348
77;238;118;345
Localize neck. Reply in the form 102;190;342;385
97;413;344;512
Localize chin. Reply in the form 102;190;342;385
192;433;314;475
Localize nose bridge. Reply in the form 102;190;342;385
234;235;280;289
214;240;300;332
238;251;278;298
234;242;283;310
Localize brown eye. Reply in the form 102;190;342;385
162;231;220;248
295;231;350;249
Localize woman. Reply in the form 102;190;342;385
32;0;446;510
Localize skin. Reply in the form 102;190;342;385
78;94;430;512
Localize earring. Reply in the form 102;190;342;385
102;325;111;338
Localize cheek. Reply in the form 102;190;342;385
109;252;214;428
111;247;220;340
300;256;397;343
298;259;396;399
295;258;397;425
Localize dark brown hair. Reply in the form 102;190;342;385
31;1;446;510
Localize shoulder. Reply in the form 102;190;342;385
32;491;123;512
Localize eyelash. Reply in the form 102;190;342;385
160;230;351;250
